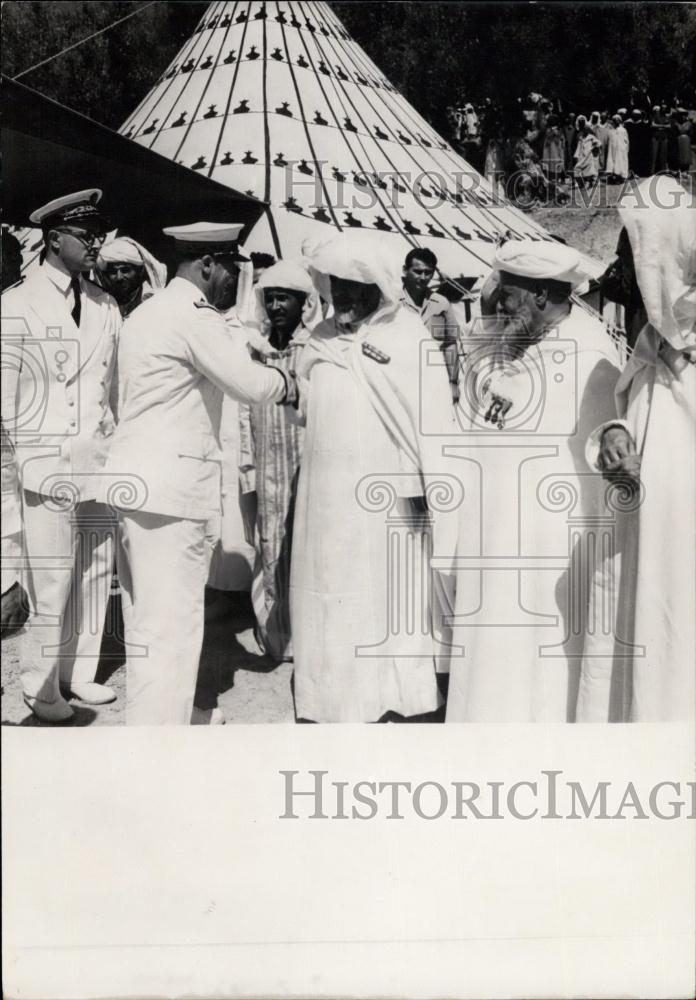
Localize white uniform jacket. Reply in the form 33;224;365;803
1;262;121;502
98;276;287;521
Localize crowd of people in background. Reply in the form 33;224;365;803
448;95;695;205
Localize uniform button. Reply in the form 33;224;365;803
102;359;109;366
70;420;77;428
68;399;75;407
56;373;67;383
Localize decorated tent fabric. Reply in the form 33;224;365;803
3;225;46;275
2;74;264;280
121;0;582;277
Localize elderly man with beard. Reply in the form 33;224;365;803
96;237;167;318
238;260;321;662
289;235;458;723
446;241;622;723
97;223;297;725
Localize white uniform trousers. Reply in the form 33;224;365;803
118;510;212;725
21;492;115;701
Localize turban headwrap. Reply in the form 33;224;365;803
493;239;590;291
306;234;402;322
97;236;167;292
256;259;323;331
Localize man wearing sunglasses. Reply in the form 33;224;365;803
1;189;122;723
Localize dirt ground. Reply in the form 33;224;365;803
529;182;625;261
1;593;295;726
1;191;628;727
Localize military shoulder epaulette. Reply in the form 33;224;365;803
362;341;390;364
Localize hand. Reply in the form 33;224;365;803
598;426;639;480
483;391;513;429
278;369;299;408
605;454;642;481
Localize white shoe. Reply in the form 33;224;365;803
60;682;117;705
191;707;226;725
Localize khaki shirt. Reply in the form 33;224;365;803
398;288;459;344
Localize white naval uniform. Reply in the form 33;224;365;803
1;262;121;701
97;276;287;725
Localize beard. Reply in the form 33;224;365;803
331;283;381;330
334;304;362;327
498;304;542;360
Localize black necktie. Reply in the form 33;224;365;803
70;276;81;327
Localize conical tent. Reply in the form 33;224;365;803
121;0;582;277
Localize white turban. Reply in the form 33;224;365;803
493;239;589;290
307;234;401;318
255;259;323;331
97;236;167;291
618;176;696;351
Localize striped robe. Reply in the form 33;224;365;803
240;328;309;661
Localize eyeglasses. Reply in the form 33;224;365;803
58;228;107;249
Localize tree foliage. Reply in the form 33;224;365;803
2;1;204;129
2;1;694;133
334;2;696;131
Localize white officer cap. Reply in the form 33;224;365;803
162;222;249;259
493;239;588;290
29;188;105;228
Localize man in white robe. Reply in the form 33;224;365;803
446;241;622;722
578;176;695;722
290;236;458;723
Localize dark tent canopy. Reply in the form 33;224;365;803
2;76;267;265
